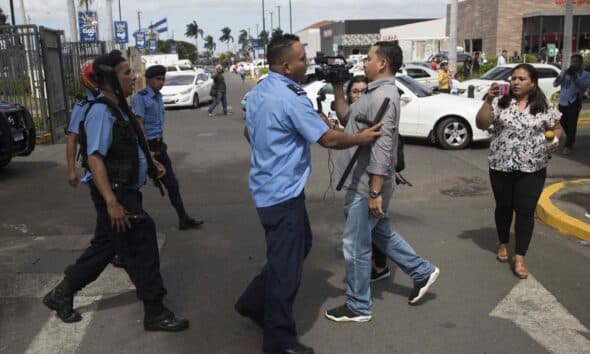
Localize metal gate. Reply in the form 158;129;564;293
0;25;106;143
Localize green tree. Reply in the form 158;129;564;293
219;27;234;52
204;35;216;58
185;20;204;53
78;0;93;11
155;39;197;63
238;29;249;50
271;28;283;40
258;30;269;46
0;7;7;24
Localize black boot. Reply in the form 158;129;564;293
111;254;124;268
43;279;82;323
143;302;189;332
179;215;204;230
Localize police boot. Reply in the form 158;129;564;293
143;300;189;332
43;279;82;323
179;215;204;230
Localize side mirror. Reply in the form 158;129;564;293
400;96;412;103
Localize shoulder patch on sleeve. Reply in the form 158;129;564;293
287;84;307;96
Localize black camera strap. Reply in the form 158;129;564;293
335;97;390;191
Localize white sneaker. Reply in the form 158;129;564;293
408;267;440;305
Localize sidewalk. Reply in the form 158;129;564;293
537;179;590;241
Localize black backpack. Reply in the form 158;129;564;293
395;135;405;172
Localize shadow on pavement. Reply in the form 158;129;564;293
457;227;498;254
0;160;60;182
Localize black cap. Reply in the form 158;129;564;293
145;65;166;78
93;50;126;74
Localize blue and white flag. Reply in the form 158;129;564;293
149;18;167;30
157;27;168;33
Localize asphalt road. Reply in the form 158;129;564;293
1;74;589;354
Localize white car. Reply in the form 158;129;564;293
400;64;440;90
458;63;561;102
304;75;491;150
161;71;214;109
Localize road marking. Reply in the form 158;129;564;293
490;275;590;353
25;296;102;354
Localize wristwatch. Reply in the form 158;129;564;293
369;190;381;198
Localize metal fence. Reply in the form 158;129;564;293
0;25;107;142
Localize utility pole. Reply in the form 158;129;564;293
262;0;266;58
9;0;16;25
289;0;292;33
563;0;573;69
277;5;281;31
67;0;77;41
137;11;142;33
118;0;122;21
449;0;458;74
269;11;273;32
18;0;25;25
105;0;114;50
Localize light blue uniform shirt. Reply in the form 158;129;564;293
131;86;165;140
81;101;148;190
554;69;590;106
68;90;99;134
246;72;329;208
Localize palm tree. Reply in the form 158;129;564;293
238;29;249;50
219;27;234;52
78;0;93;11
203;35;216;58
271;28;284;40
258;30;269;46
185;20;204;52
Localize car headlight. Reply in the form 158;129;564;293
179;88;192;96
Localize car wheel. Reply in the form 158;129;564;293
192;94;199;109
436;117;472;150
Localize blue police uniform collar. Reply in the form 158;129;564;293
145;85;161;98
268;71;302;88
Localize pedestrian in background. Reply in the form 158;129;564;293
461;56;473;80
208;64;231;117
472;52;481;74
476;63;563;279
511;51;521;63
438;61;450;93
239;64;246;84
236;34;382;354
497;49;508;66
553;53;590;156
132;65;204;230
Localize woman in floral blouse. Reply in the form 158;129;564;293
475;63;563;279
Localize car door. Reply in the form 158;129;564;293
195;73;207;99
396;85;420;136
406;68;438;89
536;67;560;99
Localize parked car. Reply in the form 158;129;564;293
400;64;440;90
428;52;473;64
0;101;36;168
160;71;214;109
457;63;561;102
304;75;490;149
164;64;196;72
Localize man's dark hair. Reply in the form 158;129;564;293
571;53;583;62
267;34;300;66
373;41;403;74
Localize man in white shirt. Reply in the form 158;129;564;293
497;50;507;66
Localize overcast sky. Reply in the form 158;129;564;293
1;0;447;51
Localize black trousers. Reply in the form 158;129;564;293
64;187;166;301
152;142;187;219
372;242;387;268
236;193;312;352
489;168;546;256
559;99;582;148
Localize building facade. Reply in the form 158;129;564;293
319;19;433;56
296;21;335;58
447;0;590;59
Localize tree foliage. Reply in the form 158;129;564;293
0;7;7;25
219;27;234;51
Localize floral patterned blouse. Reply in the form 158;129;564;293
488;97;562;173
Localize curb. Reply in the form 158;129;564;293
536;179;590;241
579;118;590;127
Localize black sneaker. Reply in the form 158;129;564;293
111;254;124;268
408;267;440;305
325;304;371;323
179;216;204;230
42;281;82;323
370;266;391;282
144;308;189;332
264;343;315;354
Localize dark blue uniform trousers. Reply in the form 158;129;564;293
64;186;167;301
236;193;312;352
153;145;187;219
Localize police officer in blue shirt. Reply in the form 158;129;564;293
66;61;99;188
235;34;382;354
43;50;189;332
132;65;204;230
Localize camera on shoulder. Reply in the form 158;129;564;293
315;52;353;85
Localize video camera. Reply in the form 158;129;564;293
315;52;353;84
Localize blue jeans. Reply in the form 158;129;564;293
342;189;434;315
208;90;227;115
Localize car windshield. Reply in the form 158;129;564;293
480;66;512;80
396;76;432;97
165;75;194;86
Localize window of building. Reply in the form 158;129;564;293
464;39;471;53
472;39;482;52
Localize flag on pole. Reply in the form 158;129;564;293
157;27;168;33
149;18;167;30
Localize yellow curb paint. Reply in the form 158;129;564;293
536;179;590;241
578;118;590;127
